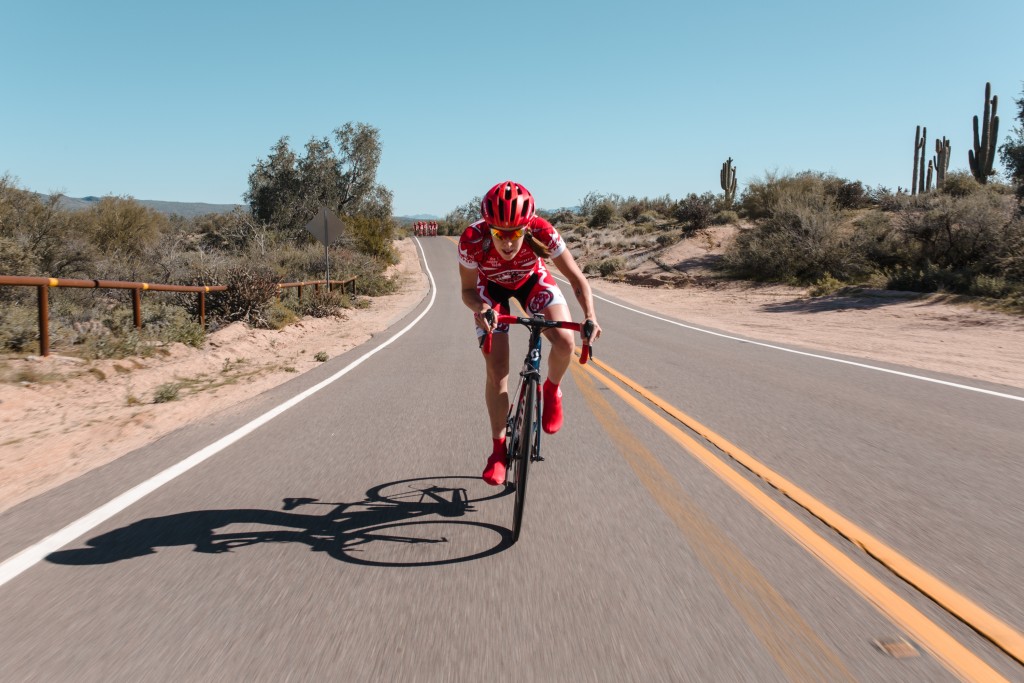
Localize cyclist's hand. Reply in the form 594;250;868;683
582;318;602;345
474;308;496;333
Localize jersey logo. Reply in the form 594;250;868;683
528;290;553;313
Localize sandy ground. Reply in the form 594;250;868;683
2;236;1023;514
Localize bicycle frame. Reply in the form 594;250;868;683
482;313;591;542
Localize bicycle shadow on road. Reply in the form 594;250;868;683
46;476;514;568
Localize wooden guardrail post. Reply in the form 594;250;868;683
38;284;50;357
199;290;206;329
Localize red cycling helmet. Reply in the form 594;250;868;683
481;181;535;229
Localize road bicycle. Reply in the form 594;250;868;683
483;313;593;543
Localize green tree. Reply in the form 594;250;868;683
999;84;1024;197
442;196;482;234
245;122;394;240
83;196;167;259
0;175;94;277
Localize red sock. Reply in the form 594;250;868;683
492;437;506;455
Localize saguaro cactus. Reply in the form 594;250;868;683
933;137;951;190
912;126;927;195
969;82;999;184
720;157;737;204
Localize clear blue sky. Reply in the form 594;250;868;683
2;0;1021;217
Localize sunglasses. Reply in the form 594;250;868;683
489;226;525;240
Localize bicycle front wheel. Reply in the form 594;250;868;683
511;378;538;543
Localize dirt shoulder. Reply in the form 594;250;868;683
0;239;428;514
2;235;1022;514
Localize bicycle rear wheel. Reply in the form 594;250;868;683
511;378;538;543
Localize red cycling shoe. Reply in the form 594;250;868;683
542;379;563;434
482;452;507;486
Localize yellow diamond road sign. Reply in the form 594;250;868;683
305;207;345;246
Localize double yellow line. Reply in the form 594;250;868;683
573;352;1022;683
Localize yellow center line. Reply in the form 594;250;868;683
575;354;1009;683
570;362;857;682
586;353;1024;670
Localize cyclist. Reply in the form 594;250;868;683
458;180;602;485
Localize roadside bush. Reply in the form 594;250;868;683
634;210;661;224
142;303;205;348
894;188;1016;274
346;214;398;264
740;171;866;219
597;257;625;277
207;265;280;328
724;192;866;283
0;304;37;352
674;193;717;233
300;289;348;318
941;171;981;198
809;273;843;297
656;232;680;247
588;201;615;228
711;210;740;225
969;275;1015;298
266;301;298;329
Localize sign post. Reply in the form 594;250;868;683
304;207;346;289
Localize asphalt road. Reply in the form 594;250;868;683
1;237;1022;682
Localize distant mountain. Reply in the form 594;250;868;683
44;194;241;218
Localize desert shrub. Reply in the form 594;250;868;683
940;171;981;198
79;329;147;360
634;210;661;224
301;289;348;318
547;209;578;225
81;196;168;259
625;224;656;237
266;301;298;329
894;188;1016;274
822;177;871;209
153;382;181;403
657;232;680;247
588;201;615;228
809;273;843;296
969;275;1015;298
345;214;398;264
0;304;38;352
206;265;280;328
597;257;625;277
849;211;912;272
674;193;717;232
711;210;740;225
724;192;866;283
886;264;966;293
196;209;264;252
142;303;205;348
740;171;866;219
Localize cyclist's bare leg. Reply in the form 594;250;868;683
540;303;574;385
482;332;510;439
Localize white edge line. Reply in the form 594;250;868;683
0;238;437;587
554;274;1024;403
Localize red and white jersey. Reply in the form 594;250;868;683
457;216;566;289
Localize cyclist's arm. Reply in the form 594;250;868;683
550;250;602;342
460;264;494;332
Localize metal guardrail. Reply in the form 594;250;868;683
2;274;360;357
0;275;228;357
277;277;357;301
